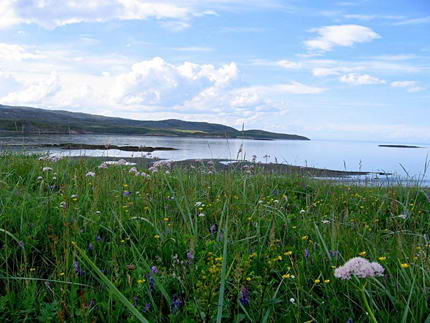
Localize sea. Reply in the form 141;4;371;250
1;134;429;185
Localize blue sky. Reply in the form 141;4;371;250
0;0;429;142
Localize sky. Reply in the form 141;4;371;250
0;0;429;142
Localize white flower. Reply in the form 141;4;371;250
195;202;203;207
322;220;330;224
398;214;408;219
59;201;67;208
334;257;384;280
37;176;43;181
129;167;138;174
98;162;108;169
85;172;96;177
198;213;205;217
299;209;306;214
289;298;295;304
42;167;53;172
71;194;78;199
95;210;101;214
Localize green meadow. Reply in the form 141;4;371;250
0;154;429;322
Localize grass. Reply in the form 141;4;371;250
0;153;429;322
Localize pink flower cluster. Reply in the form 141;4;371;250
334;257;384;280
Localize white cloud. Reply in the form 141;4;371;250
0;43;44;60
390;81;424;93
305;25;380;52
277;60;302;69
339;73;385;85
394;16;430;25
0;0;283;30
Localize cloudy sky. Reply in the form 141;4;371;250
0;0;429;142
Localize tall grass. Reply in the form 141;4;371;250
0;153;429;322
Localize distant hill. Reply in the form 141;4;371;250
0;104;310;140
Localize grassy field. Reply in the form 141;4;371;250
0;154;429;322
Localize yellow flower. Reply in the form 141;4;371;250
246;277;251;281
292;226;297;229
324;279;330;284
137;279;146;284
123;184;128;187
59;272;65;276
284;251;293;256
276;256;283;261
71;241;77;246
378;257;386;261
30;268;36;272
154;234;160;239
314;279;320;284
358;251;366;256
215;257;223;262
163;217;169;222
120;239;125;243
301;235;309;240
247;217;252;221
331;265;336;269
250;252;257;258
400;263;410;268
282;273;291;279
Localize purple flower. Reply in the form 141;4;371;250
329;250;340;259
148;276;155;291
143;303;151;312
18;241;24;248
334;257;384;280
187;251;194;261
73;261;85;276
133;296;139;306
88;299;96;308
96;235;102;242
123;191;131;197
304;248;310;261
210;224;218;235
239;287;250;306
171;295;183;313
151;266;158;273
88;243;94;251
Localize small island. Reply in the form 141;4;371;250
378;144;423;148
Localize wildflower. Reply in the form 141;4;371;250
400;263;410;268
37;176;43;181
282;273;291;279
246;277;251;281
187;251;194;261
301;235;309;240
163;217;169;222
289;298;295;304
143;303;151;312
59;272;65;276
198;213;205;217
314;279;320;284
322;220;330;224
137;279;146;284
334;257;384;280
209;224;218;235
129;167;138;174
96;235;102;241
171;295;183;313
85;172;95;177
324;279;330;284
59;201;67;208
299;209;306;214
123;191;131;197
87;243;94;251
284;251;293;256
98;162;108;169
151;266;158;273
95;211;101;215
154;234;160;239
42;167;53;172
30;267;36;272
398;214;408;219
73;261;85;276
305;248;310;260
239;287;250;306
378;256;386;261
18;241;24;248
358;251;366;257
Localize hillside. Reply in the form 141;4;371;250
0;105;310;140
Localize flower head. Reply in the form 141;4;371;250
334;257;384;280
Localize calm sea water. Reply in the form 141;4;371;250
1;134;429;183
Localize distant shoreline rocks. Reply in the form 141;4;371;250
378;144;423;149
